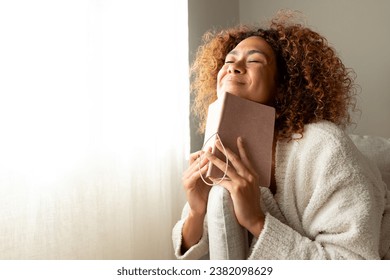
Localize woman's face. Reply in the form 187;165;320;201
217;36;278;105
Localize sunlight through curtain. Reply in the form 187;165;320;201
0;0;189;259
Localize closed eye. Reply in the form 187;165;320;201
248;57;266;63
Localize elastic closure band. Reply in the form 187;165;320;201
198;132;229;186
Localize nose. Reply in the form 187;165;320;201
227;61;245;74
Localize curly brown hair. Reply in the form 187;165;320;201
191;11;357;140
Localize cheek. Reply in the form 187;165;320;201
217;68;225;83
250;72;277;103
216;68;226;90
258;68;277;90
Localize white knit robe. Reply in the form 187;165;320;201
172;121;390;259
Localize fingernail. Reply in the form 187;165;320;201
238;136;243;142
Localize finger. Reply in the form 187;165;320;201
237;137;256;174
189;150;204;165
188;162;209;182
185;147;213;180
184;153;209;179
183;158;209;186
205;151;241;181
215;139;248;176
189;146;212;165
209;176;234;193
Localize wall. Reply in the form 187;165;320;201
188;0;390;151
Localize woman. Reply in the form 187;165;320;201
172;11;389;259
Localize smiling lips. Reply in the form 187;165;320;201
225;76;245;84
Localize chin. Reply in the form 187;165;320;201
218;89;241;98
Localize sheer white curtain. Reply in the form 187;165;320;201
0;0;188;259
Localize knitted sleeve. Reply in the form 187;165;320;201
249;122;387;259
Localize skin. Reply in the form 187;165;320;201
181;36;278;253
217;36;278;104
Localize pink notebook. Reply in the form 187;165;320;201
202;92;275;187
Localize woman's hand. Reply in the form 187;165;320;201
182;148;212;217
206;137;265;237
181;149;212;252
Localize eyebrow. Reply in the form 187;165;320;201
228;49;270;59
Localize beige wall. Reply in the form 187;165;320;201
189;0;390;151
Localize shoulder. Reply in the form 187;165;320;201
288;121;385;190
301;120;349;146
278;120;353;158
276;120;371;184
294;120;358;160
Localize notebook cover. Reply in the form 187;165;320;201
202;92;275;187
